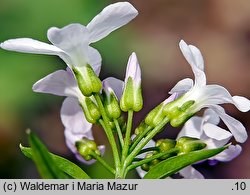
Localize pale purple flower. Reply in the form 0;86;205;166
169;40;250;142
170;40;250;113
0;2;138;75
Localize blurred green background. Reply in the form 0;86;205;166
0;0;250;178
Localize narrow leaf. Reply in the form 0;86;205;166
20;144;90;179
27;130;69;179
144;146;227;179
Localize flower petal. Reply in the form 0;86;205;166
125;52;141;86
179;40;206;86
203;109;220;125
87;2;138;43
232;96;250;112
61;97;92;134
179;166;204;179
203;123;232;141
47;24;90;67
212;106;248;143
0;38;63;55
169;78;193;95
32;69;81;98
87;46;102;75
177;116;204;139
214;145;242;162
102;77;124;100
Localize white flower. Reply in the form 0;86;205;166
168;40;250;142
0;2;138;75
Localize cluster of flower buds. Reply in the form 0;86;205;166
141;137;206;172
76;138;101;161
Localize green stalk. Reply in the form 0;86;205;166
90;151;115;175
94;93;121;174
114;119;124;148
121;110;133;162
129;126;152;153
126;148;179;172
123;117;169;174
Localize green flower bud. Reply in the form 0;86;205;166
134;121;149;135
80;97;101;124
176;136;207;155
73;65;102;97
120;53;143;112
103;90;121;119
120;77;143;112
156;139;176;152
141;152;159;171
145;103;166;127
76;138;101;161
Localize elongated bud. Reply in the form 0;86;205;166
145;103;166;127
103;90;121;119
176;136;207;155
120;52;143;112
76;138;101;161
80;97;101;124
73;65;102;97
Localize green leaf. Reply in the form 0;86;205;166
26;130;70;179
144;146;227;179
20;144;90;179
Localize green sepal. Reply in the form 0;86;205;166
80;97;101;124
120;77;143;112
144;145;228;179
145;103;166;127
103;90;121;119
176;136;207;155
20;144;90;179
73;65;102;97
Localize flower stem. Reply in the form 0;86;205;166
129;126;152;153
90;151;116;175
94;93;121;173
114;119;124;148
124;117;169;169
121;110;133;162
126;148;179;172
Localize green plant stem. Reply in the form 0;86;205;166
126;148;179;172
138;147;159;155
129;126;152;153
90;151;115;175
94;93;121;174
121;110;133;162
121;117;169;177
114;119;124;148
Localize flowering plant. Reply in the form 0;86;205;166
1;2;249;179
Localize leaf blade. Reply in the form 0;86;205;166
27;131;70;179
20;144;90;179
144;146;227;179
